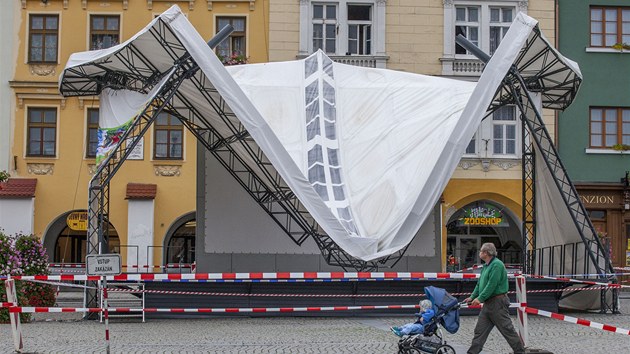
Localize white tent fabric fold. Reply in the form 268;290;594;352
59;6;577;262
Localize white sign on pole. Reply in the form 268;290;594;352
86;254;122;276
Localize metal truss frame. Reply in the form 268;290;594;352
62;18;410;314
458;28;617;312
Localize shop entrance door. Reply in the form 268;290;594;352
459;237;479;268
446;235;480;271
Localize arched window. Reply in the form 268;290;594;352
54;223;119;263
166;219;195;264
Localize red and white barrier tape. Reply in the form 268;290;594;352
105;285;609;298
48;263;194;269
4;304;422;313
106;288;426;297
48;263;86;268
524;274;628;289
525;307;630;336
460;302;526;309
3;302;532;313
456;264;522;273
6;272;483;282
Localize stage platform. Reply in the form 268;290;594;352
141;278;565;319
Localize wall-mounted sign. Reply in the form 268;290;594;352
126;137;144;160
456;203;509;227
66;211;88;231
627;250;630;267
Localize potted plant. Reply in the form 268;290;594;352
612;143;630;152
218;52;248;66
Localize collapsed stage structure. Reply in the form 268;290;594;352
58;6;616;311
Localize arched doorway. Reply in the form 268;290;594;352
163;212;196;266
446;200;522;270
42;210;120;263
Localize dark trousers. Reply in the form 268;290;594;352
467;295;525;354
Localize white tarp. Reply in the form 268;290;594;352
59;6;574;262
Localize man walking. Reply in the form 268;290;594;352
464;242;525;354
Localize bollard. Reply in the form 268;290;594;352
515;275;528;348
5;276;24;352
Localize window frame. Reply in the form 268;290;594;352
26;107;58;158
590;6;630;48
299;0;384;58
86;108;99;158
89;14;121;51
153;112;184;160
312;3;338;54
492;106;518;156
463;105;520;159
346;4;373;55
28;13;59;64
443;0;526;76
589;107;630;148
215;16;247;61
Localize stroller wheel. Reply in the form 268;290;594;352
435;344;456;354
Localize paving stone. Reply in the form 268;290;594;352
1;299;629;353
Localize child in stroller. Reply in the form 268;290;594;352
395;286;461;354
390;299;435;337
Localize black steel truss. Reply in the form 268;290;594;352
521;122;536;275
457;28;616;311
65;18;408;313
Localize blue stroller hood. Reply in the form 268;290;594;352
424;286;460;334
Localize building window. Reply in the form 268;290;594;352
347;4;372;55
489;7;513;55
465;135;476;154
493;106;517;155
86;108;99;158
443;1;523;75
27;108;57;157
312;2;373;55
300;1;384;59
29;14;58;63
312;3;338;54
589;107;630;148
590;7;630;48
216;17;246;63
90;15;120;50
154;112;183;159
455;6;479;55
455;3;515;56
166;220;196;265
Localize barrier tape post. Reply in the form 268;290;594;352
5;276;24;352
515;275;528;348
103;276;110;354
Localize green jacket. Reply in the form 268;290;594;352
470;257;508;303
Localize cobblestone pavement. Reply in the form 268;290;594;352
2;297;629;353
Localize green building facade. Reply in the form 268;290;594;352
557;0;630;267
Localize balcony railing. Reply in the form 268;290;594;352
297;54;388;68
441;57;485;76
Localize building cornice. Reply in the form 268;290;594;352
9;80;59;89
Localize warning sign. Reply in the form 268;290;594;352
86;254;121;276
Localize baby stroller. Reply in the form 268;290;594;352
397;286;461;354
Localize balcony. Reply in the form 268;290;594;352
440;57;485;77
297;54;389;69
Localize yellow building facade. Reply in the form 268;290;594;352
4;0;560;272
5;0;269;267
